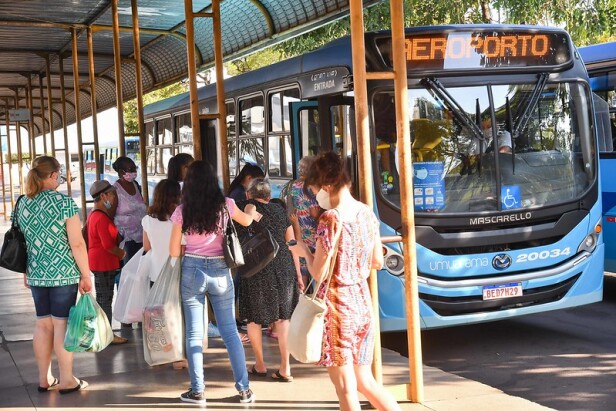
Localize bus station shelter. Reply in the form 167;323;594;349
0;0;423;403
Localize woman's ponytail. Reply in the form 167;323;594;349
25;156;60;198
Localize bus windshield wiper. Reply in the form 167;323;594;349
421;77;485;143
512;73;549;140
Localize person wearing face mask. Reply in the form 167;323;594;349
112;157;147;265
17;156;93;394
290;152;401;411
87;180;128;344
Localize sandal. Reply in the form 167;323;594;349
239;333;250;344
37;377;59;392
248;364;267;377
271;370;293;382
59;378;88;395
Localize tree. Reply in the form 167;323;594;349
124;82;188;134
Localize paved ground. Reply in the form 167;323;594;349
0;218;555;411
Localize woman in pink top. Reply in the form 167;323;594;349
169;160;258;405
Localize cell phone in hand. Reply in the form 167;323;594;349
287;240;297;246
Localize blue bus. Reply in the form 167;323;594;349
578;42;616;272
145;25;604;330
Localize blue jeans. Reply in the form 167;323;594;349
181;256;249;393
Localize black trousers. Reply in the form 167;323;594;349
93;270;116;326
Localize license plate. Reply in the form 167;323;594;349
482;282;522;300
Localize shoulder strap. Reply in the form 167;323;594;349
306;209;343;300
12;195;25;228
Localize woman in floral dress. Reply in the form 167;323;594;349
291;152;401;411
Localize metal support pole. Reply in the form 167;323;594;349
87;27;101;179
72;28;87;212
45;55;56;157
4;100;15;209
212;0;229;192
14;90;24;195
112;0;125;155
132;0;148;204
183;0;202;160
26;76;35;159
0;105;6;219
38;74;47;154
58;55;72;195
390;0;423;402
348;0;382;383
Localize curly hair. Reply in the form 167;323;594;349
148;179;181;221
304;151;350;191
181;160;226;234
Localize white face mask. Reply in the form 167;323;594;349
123;172;137;182
316;188;332;210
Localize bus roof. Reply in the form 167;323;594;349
578;41;616;67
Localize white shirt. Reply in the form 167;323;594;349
141;215;174;282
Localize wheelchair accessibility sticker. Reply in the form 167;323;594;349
501;185;521;210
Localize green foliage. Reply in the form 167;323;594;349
124;82;188;133
5;153;31;163
226;48;286;75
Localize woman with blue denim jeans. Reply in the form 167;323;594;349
169;160;259;404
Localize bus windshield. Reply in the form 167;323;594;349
374;81;594;213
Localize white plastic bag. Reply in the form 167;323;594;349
113;248;151;323
142;257;184;366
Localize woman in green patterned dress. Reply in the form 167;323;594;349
17;156;92;394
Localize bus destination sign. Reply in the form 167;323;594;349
376;31;571;71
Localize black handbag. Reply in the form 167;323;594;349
237;221;280;279
222;205;245;269
0;195;27;273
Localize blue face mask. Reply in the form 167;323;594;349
103;199;112;210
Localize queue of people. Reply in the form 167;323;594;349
12;152;400;409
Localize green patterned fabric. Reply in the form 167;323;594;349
17;190;81;287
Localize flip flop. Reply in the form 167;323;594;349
37;377;59;392
240;333;250;344
271;370;293;382
59;379;88;395
248;365;267;377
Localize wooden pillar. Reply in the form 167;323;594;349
58;55;72;195
26;76;36;159
87;26;101;179
212;0;229;192
132;0;148;203
4;100;15;209
38;74;47;155
112;0;125;155
183;0;202;161
348;0;382;383
391;0;423;402
14;90;24;195
0;105;6;219
45;55;56;157
72;28;87;212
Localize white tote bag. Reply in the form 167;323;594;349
113;248;151;323
288;216;342;363
142;256;184;366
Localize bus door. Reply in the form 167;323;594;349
200;119;219;172
289;97;356;194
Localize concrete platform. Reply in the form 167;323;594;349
0;218;554;411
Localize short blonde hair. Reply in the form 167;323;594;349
26;156;60;198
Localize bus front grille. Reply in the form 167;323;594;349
419;273;581;317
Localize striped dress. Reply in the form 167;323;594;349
316;204;379;367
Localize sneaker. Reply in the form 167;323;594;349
239;388;255;403
180;389;205;404
207;322;221;338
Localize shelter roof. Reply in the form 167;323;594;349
0;0;381;137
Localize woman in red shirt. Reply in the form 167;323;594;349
87;180;128;344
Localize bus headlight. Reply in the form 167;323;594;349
577;220;602;254
383;249;404;276
578;234;597;253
